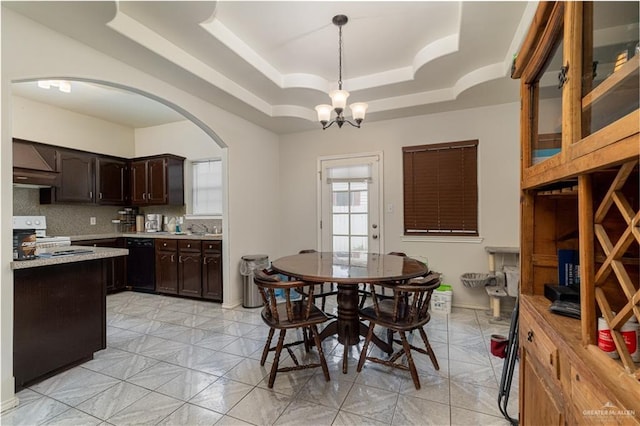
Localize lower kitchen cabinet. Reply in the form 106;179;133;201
178;240;202;297
155;239;178;295
202;241;223;302
76;238;126;293
155;238;222;300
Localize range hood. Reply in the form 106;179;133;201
13;140;58;187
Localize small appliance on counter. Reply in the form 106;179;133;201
144;214;163;232
12;216;71;259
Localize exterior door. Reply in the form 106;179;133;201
319;153;382;254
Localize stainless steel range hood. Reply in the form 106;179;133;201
13;140;58;187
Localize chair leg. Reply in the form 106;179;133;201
418;327;440;370
358;292;367;309
268;329;286;388
260;328;275;366
399;331;421;390
310;325;330;382
386;328;394;348
357;322;375;372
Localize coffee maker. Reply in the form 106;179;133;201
144;214;163;232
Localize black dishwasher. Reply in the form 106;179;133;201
126;238;156;292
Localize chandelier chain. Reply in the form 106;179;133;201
338;24;343;90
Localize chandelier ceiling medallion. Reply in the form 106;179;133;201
315;15;368;130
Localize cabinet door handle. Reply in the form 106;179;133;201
178;255;182;263
170;254;175;262
527;330;534;342
99;192;103;199
203;257;207;265
89;191;93;199
142;192;146;200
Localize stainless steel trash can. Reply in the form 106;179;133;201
240;255;269;308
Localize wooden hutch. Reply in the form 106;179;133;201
512;2;639;424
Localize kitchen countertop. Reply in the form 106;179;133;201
11;246;129;270
70;232;223;241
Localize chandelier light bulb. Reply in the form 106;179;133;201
315;15;367;130
315;104;333;123
329;89;349;111
350;102;368;121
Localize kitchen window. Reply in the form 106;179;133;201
191;159;222;216
403;140;478;237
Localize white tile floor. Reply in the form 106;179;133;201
2;291;519;425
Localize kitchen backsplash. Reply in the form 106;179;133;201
13;187;222;236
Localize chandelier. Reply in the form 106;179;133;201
315;15;368;129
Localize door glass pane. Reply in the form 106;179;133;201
350;214;368;235
333;190;349;212
350;236;368;254
333;214;349;234
333;236;349;253
351;191;368;213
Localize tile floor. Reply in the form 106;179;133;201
2;291;519;425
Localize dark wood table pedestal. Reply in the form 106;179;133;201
317;284;392;373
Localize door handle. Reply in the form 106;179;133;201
372;224;378;229
372;234;378;239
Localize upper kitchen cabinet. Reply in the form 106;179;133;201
41;147;129;205
96;157;129;205
130;154;185;206
55;149;95;203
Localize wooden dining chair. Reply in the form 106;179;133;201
298;249;338;313
356;272;441;390
358;252;408;309
254;269;331;388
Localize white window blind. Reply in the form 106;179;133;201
326;163;372;183
192;159;222;216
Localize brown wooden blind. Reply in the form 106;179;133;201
403;140;478;236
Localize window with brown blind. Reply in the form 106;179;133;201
403;140;478;236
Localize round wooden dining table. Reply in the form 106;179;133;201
271;251;428;373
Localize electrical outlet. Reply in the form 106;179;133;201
90;217;96;225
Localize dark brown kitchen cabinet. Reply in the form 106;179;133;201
55;150;95;203
13;258;109;390
202;241;223;301
75;238;126;293
155;238;222;300
39;146;129;206
155;239;178;295
96;158;128;205
131;154;185;206
178;240;202;297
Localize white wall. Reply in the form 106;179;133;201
12;96;135;157
1;7;280;409
279;102;521;309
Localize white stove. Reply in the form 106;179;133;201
13;216;71;252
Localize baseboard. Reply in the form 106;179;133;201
1;396;19;413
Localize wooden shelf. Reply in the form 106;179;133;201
583;56;639;110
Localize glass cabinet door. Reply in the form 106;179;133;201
581;2;639;137
531;35;564;166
